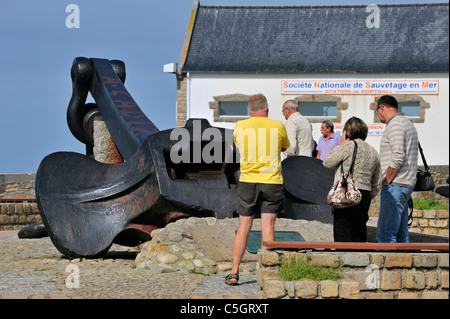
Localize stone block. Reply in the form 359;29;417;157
438;229;449;237
31;203;39;213
367;292;394;299
14;204;23;214
217;263;232;272
412;210;422;218
21;182;34;189
423;229;438;235
341;253;370;267
22;203;31;213
263;278;286;299
370;254;384;268
295;279;318;299
5;183;19;192
353;270;377;291
157;251;179;264
437;210;449;219
404;271;426;290
441;271;449;289
339;279;360;299
422;210;436;219
0;215;9;225
320;280;339;298
310;253;340;268
421;291;449;299
419;219;429;227
385;254;412;268
380;271;402;290
397;292;419;299
258;268;279;288
260;252;280;266
193;259;204;268
282;252;307;264
284;281;296;298
178;260;194;272
427;272;438;289
202;257;216;266
206;266;217;275
182;252;195;260
413;255;438;268
429;220;448;228
10;215;18;224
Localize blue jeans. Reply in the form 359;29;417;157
377;183;414;243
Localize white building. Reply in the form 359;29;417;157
167;1;449;167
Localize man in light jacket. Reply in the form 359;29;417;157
282;99;314;157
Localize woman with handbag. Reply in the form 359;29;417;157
323;117;382;242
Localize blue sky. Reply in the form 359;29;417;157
0;0;447;173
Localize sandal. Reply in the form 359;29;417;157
225;273;239;286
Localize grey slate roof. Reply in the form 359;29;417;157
181;3;449;73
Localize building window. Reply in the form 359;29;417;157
292;95;347;123
219;101;249;116
298;102;338;117
209;94;251;122
398;102;421;118
371;96;429;123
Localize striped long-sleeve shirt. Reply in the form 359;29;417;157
379;112;418;187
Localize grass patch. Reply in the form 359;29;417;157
191;270;210;276
413;198;449;210
280;258;344;282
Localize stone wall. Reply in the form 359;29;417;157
0;173;36;199
410;210;449;237
176;75;188;127
368;166;449;218
258;250;449;299
0;174;40;230
0;201;41;231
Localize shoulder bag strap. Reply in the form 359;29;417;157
348;140;358;175
340;140;358;176
418;141;429;172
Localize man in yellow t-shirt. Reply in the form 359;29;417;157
226;94;289;286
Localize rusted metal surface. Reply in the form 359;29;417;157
17;223;47;239
89;58;159;159
263;241;449;251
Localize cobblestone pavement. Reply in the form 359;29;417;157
0;232;259;299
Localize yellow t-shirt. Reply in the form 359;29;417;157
233;117;290;184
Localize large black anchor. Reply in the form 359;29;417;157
32;58;240;258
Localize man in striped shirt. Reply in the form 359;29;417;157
376;95;418;243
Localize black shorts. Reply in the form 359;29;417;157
237;182;284;217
